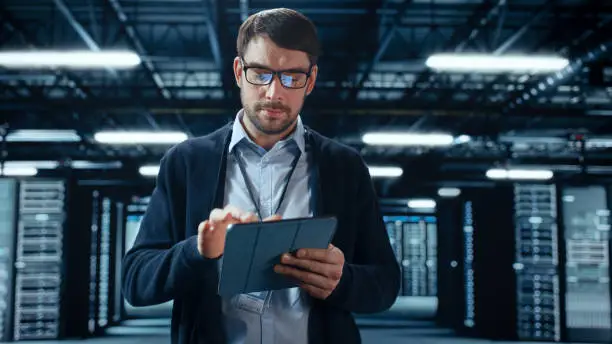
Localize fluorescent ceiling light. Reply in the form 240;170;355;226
94;131;188;144
139;165;160;177
438;187;461;197
408;199;436;209
486;168;553;180
586;138;612;148
362;132;454;146
454;135;471;144
3;130;81;142
0;50;141;69
426;54;569;73
3;161;59;169
1;167;38;176
368;166;403;178
71;161;123;169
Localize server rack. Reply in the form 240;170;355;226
452;187;517;340
513;184;562;342
382;215;437;297
560;185;611;342
462;200;475;329
13;179;67;341
82;189;125;335
0;179;17;342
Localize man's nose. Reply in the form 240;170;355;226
265;74;285;100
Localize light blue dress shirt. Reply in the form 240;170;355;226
221;109;313;344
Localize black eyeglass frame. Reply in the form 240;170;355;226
240;57;313;89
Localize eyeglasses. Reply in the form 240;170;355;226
241;58;311;89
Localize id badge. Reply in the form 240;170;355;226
234;291;270;314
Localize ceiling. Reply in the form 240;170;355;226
1;0;612;185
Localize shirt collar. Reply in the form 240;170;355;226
228;108;306;154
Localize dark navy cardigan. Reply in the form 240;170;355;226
122;123;401;344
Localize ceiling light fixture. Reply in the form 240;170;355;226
2;130;81;142
1;167;38;176
0;50;141;69
139;165;160;177
486;168;553;180
94;131;188;144
426;54;569;73
362;132;455;146
407;199;436;209
368;166;403;178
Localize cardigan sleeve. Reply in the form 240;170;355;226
122;145;220;306
325;154;401;313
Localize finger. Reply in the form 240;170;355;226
274;265;335;290
263;214;282;222
299;283;329;300
223;204;247;219
297;246;344;264
280;254;340;279
295;248;333;263
240;212;258;223
197;220;211;234
209;208;230;223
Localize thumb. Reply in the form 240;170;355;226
263;214;282;222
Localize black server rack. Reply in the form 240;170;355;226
435;198;464;329
513;184;561;342
462;200;476;330
452;187;517;340
84;190;124;335
560;186;611;342
0;179;17;342
13;179;67;340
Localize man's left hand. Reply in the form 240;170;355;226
274;244;345;300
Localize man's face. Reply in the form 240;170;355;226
233;35;318;136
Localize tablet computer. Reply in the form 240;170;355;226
218;216;337;296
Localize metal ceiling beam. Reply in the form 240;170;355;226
106;0;171;100
105;0;194;136
205;0;234;99
456;0;556;105
347;0;414;101
53;0;118;77
505;17;612;111
0;8;90;99
401;0;506;100
54;0;170;135
0;97;598;118
239;0;249;21
204;11;222;68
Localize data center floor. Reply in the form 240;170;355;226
17;327;595;344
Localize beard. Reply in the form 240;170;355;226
241;90;305;136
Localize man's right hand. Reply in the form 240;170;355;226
197;205;281;258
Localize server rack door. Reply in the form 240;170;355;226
13;179;67;341
514;184;561;342
457;187;517;340
435;198;464;328
0;179;18;342
561;186;611;342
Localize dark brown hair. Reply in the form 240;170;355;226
237;8;322;65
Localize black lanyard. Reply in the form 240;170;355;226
232;147;302;220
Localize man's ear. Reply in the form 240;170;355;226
233;56;242;88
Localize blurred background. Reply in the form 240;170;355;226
1;0;612;343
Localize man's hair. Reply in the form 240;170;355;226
237;8;322;65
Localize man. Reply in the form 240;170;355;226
122;8;400;344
